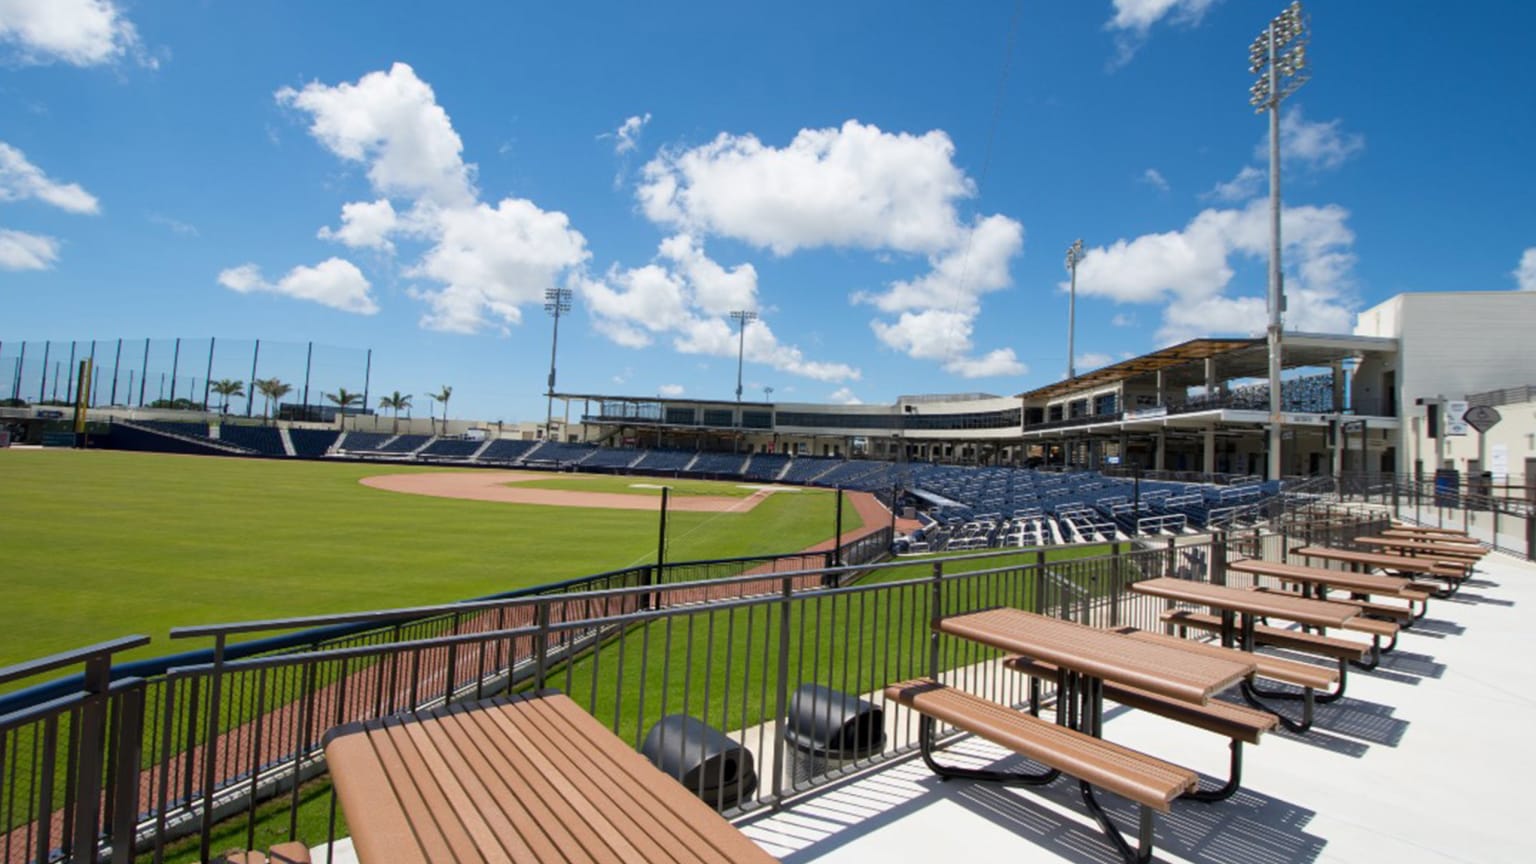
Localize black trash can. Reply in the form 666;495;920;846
641;714;757;810
783;684;886;784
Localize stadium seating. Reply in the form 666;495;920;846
778;456;840;484
419;438;481;459
142;420;211;438
742;453;791;481
582;448;643;469
216;424;285;456
632;449;695;472
684;452;749;475
477;439;539;464
339;431;392;451
524;442;596;465
287;429;339;457
377;434;430;453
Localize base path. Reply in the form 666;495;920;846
361;469;784;513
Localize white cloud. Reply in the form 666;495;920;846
638;119;1024;378
639;120;973;256
611;113;651;155
0;142;100;214
1269;107;1365;171
1514;248;1536;292
277;63;475;207
1075;352;1114;370
1068;198;1358;343
1107;0;1220;33
828;387;862;405
266;64;594;333
1111;313;1136;327
318;199;398;251
581;236;859;383
1105;0;1220;68
0;0;148;67
1206;165;1264;203
1140;168;1169;192
147;213;198;237
218;258;378;315
657;383;684;397
0;227;57;270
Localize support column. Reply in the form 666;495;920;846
1154;429;1166;471
1331;360;1345;412
1155;369;1166;407
1118;430;1129;466
1203;424;1216;475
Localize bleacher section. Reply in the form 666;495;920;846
478;439;540;464
779;457;840;484
582;448;642;469
287;428;338;457
418;438;481;459
377;434;429;453
339;432;392;451
742;453;790;481
215;424;285;456
631;449;694;472
684;452;748;475
143;420;211;438
523;442;596;465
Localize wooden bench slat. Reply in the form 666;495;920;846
1116;628;1338;690
429;704;631;864
1002;657;1276;744
492;696;711;864
324;731;432;864
371;716;480;863
1161;611;1368;661
390;711;536;863
535;695;776;863
885;679;1197;811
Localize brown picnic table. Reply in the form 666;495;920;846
1228;558;1434;622
1374;532;1485;555
1294;545;1468;597
323;691;776;864
1359;536;1483;562
1129;577;1362;732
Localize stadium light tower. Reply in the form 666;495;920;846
730;310;757;402
1064;238;1085;380
544;286;573;441
1250;1;1309;481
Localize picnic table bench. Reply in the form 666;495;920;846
322;690;776;864
888;608;1255;862
1364;535;1485;562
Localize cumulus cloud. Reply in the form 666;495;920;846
0;227;57;270
278;63;474;207
1270;106;1365;171
253;63;593;330
1105;0;1220;68
580;235;860;383
1075;353;1114;370
1515;248;1536;292
1206;165;1264;203
639;120;1023;378
639;120;972;256
657;383;684;397
1140;168;1170;192
0;0;150;67
1111;313;1136;327
218;258;378;314
1068;198;1357;343
0;142;100;214
828;387;862;405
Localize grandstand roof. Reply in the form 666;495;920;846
1018;332;1397;402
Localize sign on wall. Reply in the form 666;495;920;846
1464;405;1502;434
1490;444;1509;478
1444;400;1469;436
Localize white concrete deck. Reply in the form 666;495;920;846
740;550;1535;864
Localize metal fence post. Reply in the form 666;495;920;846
73;650;112;861
198;635;227;864
928;561;944;681
110;683;146;864
1108;543;1121;628
770;575;794;802
1033;549;1046;614
1212;530;1228;586
533;602;551;690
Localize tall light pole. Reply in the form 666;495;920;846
544;286;572;442
1250;1;1309;481
763;385;773;401
730;310;757;402
1064;238;1085;380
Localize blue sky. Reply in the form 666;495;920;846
2;0;1534;421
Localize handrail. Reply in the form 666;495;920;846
0;635;150;688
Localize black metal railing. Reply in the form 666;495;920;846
0;509;1395;864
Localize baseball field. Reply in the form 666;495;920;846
0;449;863;668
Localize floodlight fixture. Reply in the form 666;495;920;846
1064;238;1086;381
730;310;758;402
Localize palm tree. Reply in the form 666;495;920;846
326;387;363;431
429;385;452;436
210;378;245;415
255;378;292;425
378;391;412;434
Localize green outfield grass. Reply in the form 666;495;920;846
511;474;766;497
0;450;859;668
